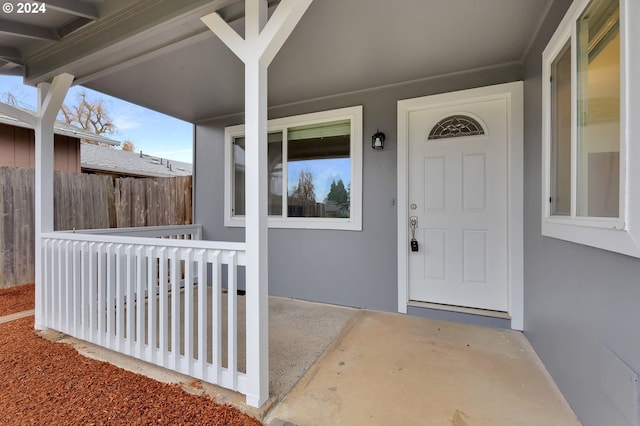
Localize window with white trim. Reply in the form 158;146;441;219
224;106;363;230
542;0;640;257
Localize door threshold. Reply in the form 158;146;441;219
407;301;510;319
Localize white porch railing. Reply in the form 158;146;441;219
77;224;202;240
39;226;259;403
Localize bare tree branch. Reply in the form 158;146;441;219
60;90;116;136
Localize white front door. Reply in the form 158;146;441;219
407;97;509;312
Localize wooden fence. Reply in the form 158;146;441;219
0;166;192;288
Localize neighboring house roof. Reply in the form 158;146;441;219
81;143;192;178
0;112;121;147
0;108;190;178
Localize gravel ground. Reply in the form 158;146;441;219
0;286;261;426
0;283;35;316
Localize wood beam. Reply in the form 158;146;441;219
24;0;238;85
216;0;280;23
44;0;99;20
258;0;312;66
245;0;268;42
0;64;23;76
200;12;247;62
201;0;312;65
78;0;284;87
0;46;21;60
0;18;57;41
38;72;74;123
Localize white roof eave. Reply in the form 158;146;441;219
0;112;121;146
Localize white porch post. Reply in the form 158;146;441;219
243;0;269;408
201;0;312;407
34;73;74;330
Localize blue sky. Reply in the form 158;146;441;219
0;75;193;163
288;158;350;202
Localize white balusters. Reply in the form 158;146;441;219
196;249;207;379
40;231;252;404
210;250;222;385
158;247;169;368
146;246;157;363
183;248;193;376
227;251;238;390
169;247;180;371
135;245;145;359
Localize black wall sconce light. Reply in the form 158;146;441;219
372;130;385;150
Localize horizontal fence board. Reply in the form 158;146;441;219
0;166;192;288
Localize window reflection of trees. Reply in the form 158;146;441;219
288;171;350;218
288;170;317;217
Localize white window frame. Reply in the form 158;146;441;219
224;105;363;231
541;0;640;258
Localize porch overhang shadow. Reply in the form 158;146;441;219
13;0;313;410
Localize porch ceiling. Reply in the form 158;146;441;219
1;0;551;122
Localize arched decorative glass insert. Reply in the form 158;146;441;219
428;115;485;140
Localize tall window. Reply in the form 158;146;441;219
542;0;640;257
575;0;620;218
548;0;620;221
232;132;283;216
550;41;572;216
225;106;362;230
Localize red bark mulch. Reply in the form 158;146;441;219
0;287;262;426
0;283;35;316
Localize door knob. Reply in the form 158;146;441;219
409;216;418;228
409;216;419;252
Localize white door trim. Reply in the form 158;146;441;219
397;82;524;330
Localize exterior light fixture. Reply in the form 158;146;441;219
372;130;385;150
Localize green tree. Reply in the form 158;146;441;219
325;179;350;218
326;179;348;204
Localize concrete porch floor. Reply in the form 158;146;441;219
60;297;580;425
265;309;580;425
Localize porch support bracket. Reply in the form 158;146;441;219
201;0;312;408
33;73;74;330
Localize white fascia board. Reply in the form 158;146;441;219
0;111;120;146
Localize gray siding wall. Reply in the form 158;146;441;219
194;63;521;312
524;1;640;425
